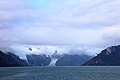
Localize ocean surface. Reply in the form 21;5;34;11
0;66;120;80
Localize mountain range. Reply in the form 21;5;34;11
0;45;120;67
26;51;93;66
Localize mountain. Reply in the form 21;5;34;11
26;50;93;66
26;54;51;66
56;54;92;66
83;45;120;66
0;51;27;67
48;50;61;66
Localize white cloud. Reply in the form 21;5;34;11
1;25;120;48
0;0;120;56
102;25;120;46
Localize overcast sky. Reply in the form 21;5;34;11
0;0;120;56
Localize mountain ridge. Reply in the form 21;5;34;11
26;50;93;66
83;45;120;66
0;51;27;67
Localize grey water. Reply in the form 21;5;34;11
0;66;120;80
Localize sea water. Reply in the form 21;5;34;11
0;66;120;80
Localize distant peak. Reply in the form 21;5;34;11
53;50;58;55
28;48;32;51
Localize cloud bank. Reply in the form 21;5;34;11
0;0;120;56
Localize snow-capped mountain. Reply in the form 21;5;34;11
26;50;93;66
9;45;95;66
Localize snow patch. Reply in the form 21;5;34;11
48;58;58;67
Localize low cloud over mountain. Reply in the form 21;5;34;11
0;0;119;57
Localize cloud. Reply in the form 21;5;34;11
0;0;120;56
0;0;119;28
102;25;120;46
10;45;97;59
1;25;120;48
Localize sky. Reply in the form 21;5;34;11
0;0;120;57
